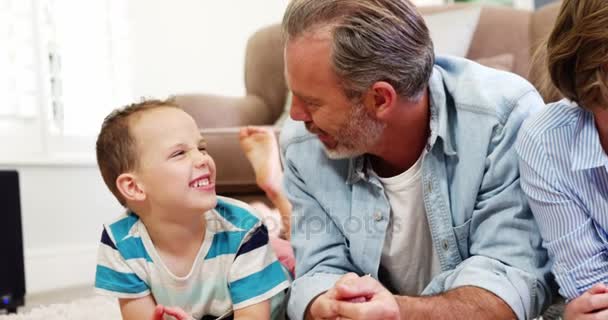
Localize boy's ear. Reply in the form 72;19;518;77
116;173;146;202
363;81;397;120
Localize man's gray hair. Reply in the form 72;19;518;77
282;0;434;102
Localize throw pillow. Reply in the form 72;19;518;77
423;7;482;57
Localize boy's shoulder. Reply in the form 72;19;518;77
102;211;143;246
211;196;262;233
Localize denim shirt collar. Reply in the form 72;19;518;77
571;105;607;171
346;67;457;185
427;67;458;157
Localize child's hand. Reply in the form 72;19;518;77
163;305;192;320
151;304;193;320
151;305;165;320
563;283;608;319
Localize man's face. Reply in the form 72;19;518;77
285;30;385;159
129;107;217;214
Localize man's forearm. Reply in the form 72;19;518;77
396;286;516;320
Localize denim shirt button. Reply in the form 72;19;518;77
442;239;449;251
373;211;383;221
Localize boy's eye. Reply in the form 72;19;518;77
171;150;185;158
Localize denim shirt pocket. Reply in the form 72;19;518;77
452;219;471;260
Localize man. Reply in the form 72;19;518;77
279;1;554;320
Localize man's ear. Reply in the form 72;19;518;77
116;173;146;202
363;81;397;119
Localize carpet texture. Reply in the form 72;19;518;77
0;295;120;320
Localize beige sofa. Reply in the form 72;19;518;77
176;2;561;199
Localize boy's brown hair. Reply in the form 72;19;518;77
545;0;608;110
96;98;181;206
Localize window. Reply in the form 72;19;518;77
44;0;132;137
0;0;37;119
0;0;132;162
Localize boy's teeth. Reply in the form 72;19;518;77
193;178;210;188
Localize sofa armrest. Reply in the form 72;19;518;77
201;127;259;194
174;93;276;129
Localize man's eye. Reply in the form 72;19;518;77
198;146;207;153
306;102;320;109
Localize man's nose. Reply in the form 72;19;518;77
290;98;311;122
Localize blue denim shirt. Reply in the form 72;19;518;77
280;56;553;320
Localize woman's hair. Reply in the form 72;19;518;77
545;0;608;109
530;42;562;103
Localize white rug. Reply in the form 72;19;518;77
0;295;121;320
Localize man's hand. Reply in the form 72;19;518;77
306;289;340;320
564;284;608;320
332;274;400;320
306;273;362;320
152;304;192;320
306;273;399;320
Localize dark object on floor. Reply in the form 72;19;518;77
0;170;25;313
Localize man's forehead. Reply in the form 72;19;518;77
291;90;322;103
287;26;333;47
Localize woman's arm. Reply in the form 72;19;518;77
518;127;608;300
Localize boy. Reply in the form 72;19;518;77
94;99;289;320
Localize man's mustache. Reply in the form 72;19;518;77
305;122;324;135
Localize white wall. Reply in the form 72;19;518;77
127;0;289;99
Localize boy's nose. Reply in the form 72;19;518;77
192;150;207;168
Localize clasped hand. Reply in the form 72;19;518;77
308;273;400;320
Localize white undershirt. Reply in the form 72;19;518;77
373;153;441;295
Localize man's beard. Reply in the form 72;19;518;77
323;104;385;159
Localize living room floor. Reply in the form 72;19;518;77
10;285;94;314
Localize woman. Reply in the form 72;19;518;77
516;0;608;318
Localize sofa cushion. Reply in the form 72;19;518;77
475;53;515;72
466;5;531;77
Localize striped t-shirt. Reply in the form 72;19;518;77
516;99;608;300
95;196;290;319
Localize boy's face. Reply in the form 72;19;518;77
128;107;217;214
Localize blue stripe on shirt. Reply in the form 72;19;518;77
95;265;148;294
109;213;139;242
116;237;153;262
216;199;259;231
205;231;247;260
229;261;286;305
